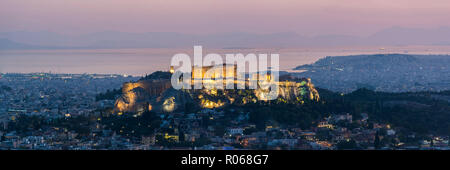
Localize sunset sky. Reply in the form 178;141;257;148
1;0;450;36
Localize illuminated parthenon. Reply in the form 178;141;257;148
170;64;276;88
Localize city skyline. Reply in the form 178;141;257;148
1;1;449;167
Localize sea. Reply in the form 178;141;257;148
1;45;450;76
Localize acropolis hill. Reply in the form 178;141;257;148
114;66;320;115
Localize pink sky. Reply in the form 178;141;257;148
1;0;450;36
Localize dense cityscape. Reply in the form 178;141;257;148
1;64;448;150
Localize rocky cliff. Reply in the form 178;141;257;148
114;72;320;114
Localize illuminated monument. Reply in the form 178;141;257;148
114;65;319;115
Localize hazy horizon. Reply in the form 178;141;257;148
2;0;450;49
2;0;450;74
1;26;450;49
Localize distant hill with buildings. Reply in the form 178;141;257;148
294;54;450;93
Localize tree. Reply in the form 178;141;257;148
179;130;185;142
215;125;226;136
374;131;381;149
337;140;357;150
243;127;258;135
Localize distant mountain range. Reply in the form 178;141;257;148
1;27;450;49
0;38;36;49
294;54;450;93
